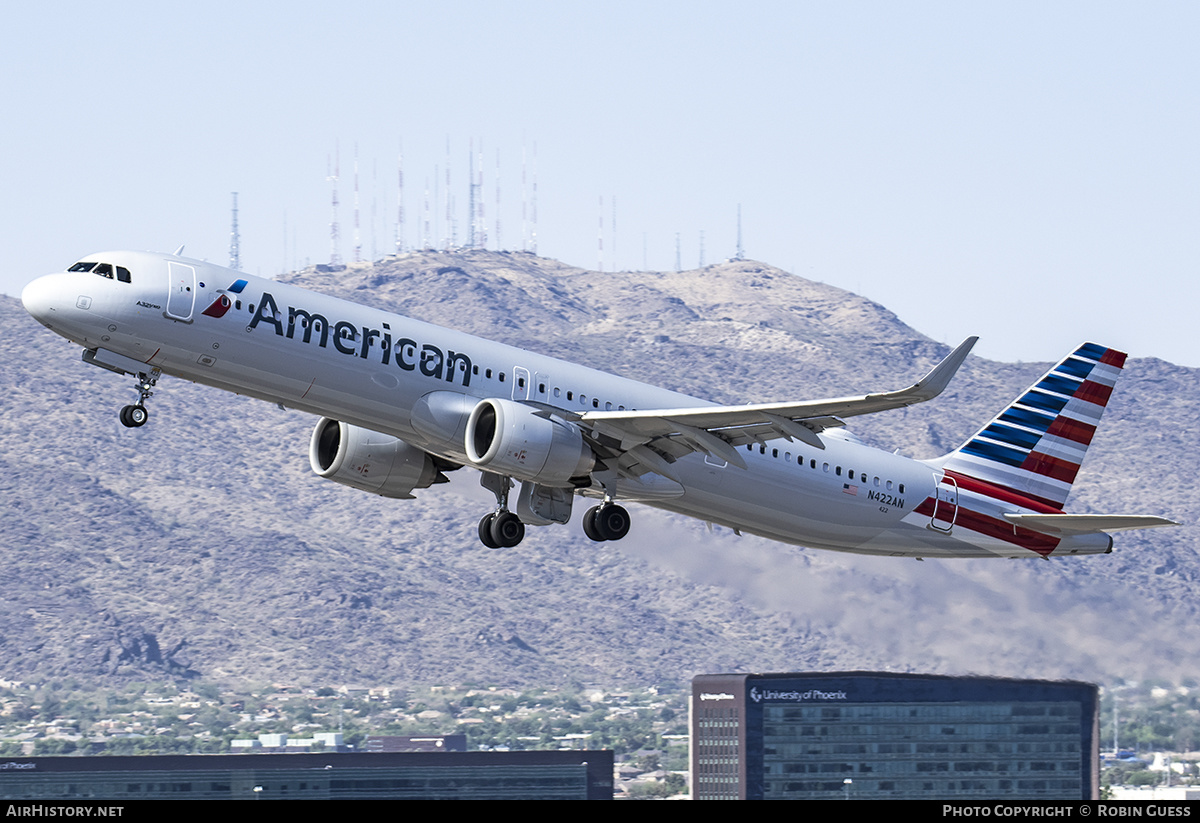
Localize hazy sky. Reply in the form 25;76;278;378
4;1;1198;367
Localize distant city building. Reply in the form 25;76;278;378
0;750;612;800
363;734;466;752
230;731;346;752
691;672;1099;800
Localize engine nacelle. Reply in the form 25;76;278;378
465;398;594;487
309;418;440;499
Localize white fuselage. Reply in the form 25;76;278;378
21;251;1111;558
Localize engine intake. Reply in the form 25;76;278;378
465;398;594;487
309;418;441;499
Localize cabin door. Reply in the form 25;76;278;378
929;473;959;533
165;261;196;321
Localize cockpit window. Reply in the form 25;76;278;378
69;261;132;283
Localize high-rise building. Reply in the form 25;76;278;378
691;672;1099;800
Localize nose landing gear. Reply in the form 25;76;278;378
119;368;160;428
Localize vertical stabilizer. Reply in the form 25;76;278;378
936;342;1125;509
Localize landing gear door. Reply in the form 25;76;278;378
165;261;196;322
929;473;959;533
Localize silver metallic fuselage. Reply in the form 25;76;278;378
22;251;1111;558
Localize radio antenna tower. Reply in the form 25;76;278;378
476;142;487;250
229;192;241;271
734;203;744;260
494;148;502;250
597;195;604;272
352;144;362;263
611;196;617;271
521;143;528;251
444;138;455;250
395;144;406;254
530;142;538;254
468;140;477;247
327;146;342;266
422;177;431;249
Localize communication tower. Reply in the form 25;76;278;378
229;192;241;271
353;145;362;263
327;147;342;266
734;203;744;261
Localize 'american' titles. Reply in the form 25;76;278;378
247;291;473;387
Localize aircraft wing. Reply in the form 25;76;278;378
1003;514;1181;536
574;337;978;479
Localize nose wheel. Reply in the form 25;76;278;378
119;404;149;428
118;368;160;429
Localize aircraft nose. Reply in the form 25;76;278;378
21;274;63;324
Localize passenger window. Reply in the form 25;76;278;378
553;387;560;397
823;463;829;473
899;484;905;494
567;392;573;401
518;377;525;388
772;448;778;458
539;383;546;394
592;398;599;408
486;369;493;378
759;444;766;454
499;373;506;382
836;466;842;476
886;480;893;490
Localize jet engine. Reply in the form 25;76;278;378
309;418;444;499
465;398;594;487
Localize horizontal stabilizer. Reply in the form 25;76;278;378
1003;513;1180;536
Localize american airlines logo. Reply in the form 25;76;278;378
749;687;848;703
244;291;473;388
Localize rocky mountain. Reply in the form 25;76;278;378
1;250;1194;689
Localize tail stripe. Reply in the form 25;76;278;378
982;422;1041;450
1021;390;1070;414
999;405;1057;432
1057;357;1096;379
1045;417;1096;446
935;342;1125;509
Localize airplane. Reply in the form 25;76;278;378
21;250;1178;558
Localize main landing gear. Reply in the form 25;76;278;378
475;475;633;548
118;368;160;429
478;474;525;549
582;503;631;542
